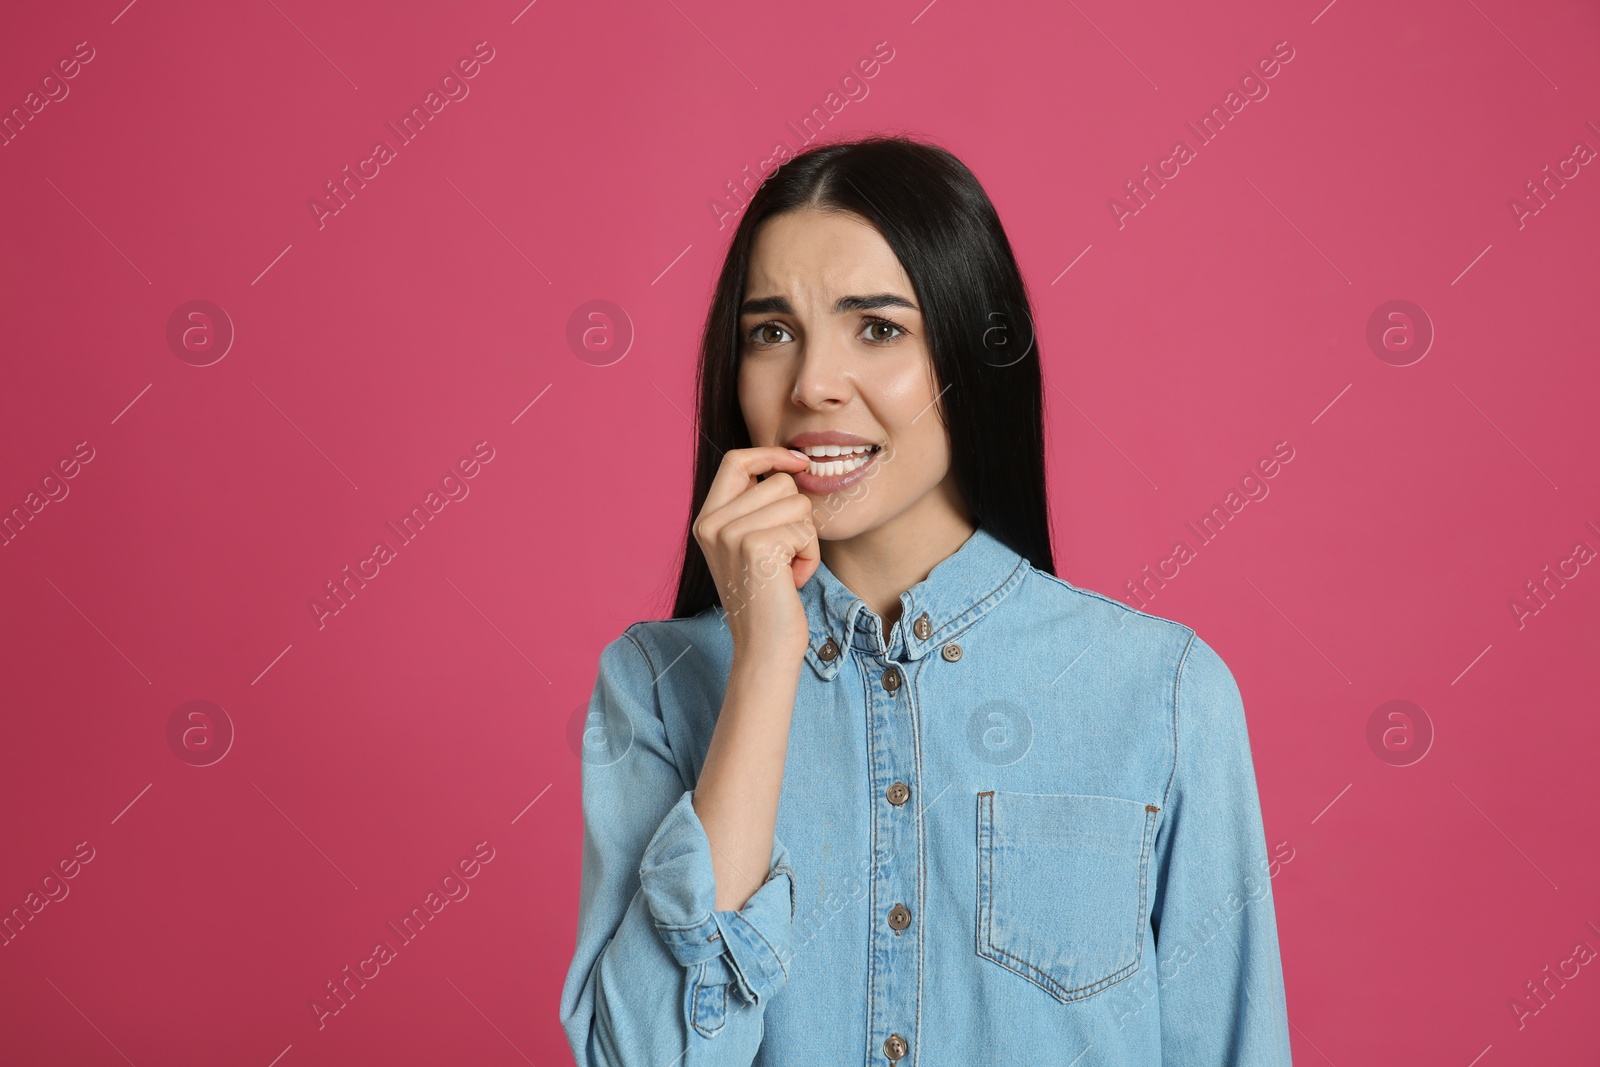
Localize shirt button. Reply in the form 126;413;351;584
882;666;902;692
912;612;931;640
884;1034;908;1060
886;781;910;806
941;642;962;662
818;637;839;661
887;903;911;932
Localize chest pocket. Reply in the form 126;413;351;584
975;790;1159;1003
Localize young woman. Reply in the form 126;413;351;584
559;135;1293;1065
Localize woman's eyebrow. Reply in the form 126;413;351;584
739;293;919;316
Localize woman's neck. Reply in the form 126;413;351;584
820;483;975;644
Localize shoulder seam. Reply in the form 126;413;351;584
1159;629;1199;814
622;622;660;681
1027;567;1194;634
617;625;693;793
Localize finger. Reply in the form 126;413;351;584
790;514;821;588
700;468;808;536
709;501;816;597
701;446;811;517
713;493;816;560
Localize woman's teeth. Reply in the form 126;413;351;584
799;444;876;477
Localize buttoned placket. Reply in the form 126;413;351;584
798;530;1030;1067
853;606;921;1065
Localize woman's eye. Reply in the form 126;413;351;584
861;318;906;344
748;322;792;346
745;318;906;348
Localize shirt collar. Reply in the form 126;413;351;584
797;524;1029;679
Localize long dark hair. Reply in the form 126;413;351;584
666;133;1055;620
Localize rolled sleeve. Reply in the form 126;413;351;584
640;786;797;1003
559;626;796;1066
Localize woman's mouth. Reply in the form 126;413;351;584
792;443;882;493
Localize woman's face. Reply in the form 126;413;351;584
737;206;966;542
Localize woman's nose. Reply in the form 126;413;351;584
790;339;853;408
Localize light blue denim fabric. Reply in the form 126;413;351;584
559;525;1293;1065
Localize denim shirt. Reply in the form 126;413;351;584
559;525;1293;1065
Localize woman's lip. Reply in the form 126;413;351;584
784;431;880;449
792;445;881;495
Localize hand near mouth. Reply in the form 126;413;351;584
693;445;820;659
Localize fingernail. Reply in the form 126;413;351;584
788;449;809;461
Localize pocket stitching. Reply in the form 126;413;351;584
690;963;727;1038
977;792;1158;1003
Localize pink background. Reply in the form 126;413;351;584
3;0;1598;1063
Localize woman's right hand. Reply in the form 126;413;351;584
693;446;820;660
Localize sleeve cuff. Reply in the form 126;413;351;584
638;788;797;1003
